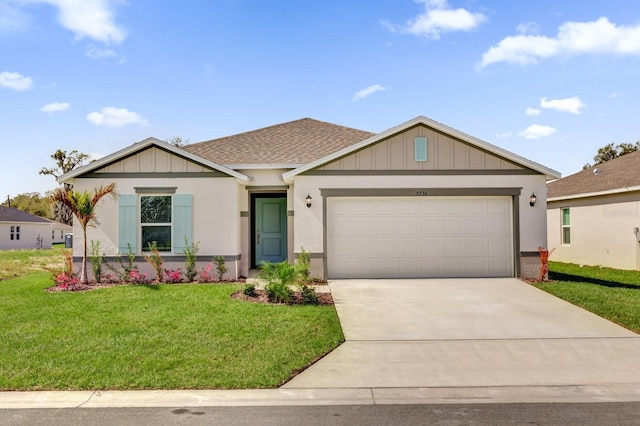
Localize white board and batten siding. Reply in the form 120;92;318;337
327;196;514;279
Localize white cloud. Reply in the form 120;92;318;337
85;45;117;59
526;107;541;116
480;17;640;67
40;102;70;113
540;96;585;114
7;0;126;44
86;107;148;128
0;71;33;91
352;84;388;101
518;124;557;140
399;0;486;39
609;91;622;98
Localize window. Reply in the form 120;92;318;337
119;192;191;255
52;230;55;240
60;230;63;239
10;226;20;241
140;195;172;251
561;207;570;245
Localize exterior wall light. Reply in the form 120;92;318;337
529;193;537;207
305;194;312;208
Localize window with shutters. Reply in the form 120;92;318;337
140;195;172;252
119;192;192;255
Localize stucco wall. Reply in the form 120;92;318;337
547;192;640;270
70;176;241;258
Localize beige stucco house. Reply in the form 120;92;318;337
0;206;71;250
60;116;559;280
547;150;640;271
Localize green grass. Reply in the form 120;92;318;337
0;244;66;281
0;248;344;390
533;262;640;333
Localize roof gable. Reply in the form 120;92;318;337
60;138;250;183
182;118;375;167
283;116;560;182
0;206;52;224
547;150;640;200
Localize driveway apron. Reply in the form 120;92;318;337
282;278;640;389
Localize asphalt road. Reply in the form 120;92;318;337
3;403;640;426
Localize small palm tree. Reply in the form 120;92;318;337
52;183;117;284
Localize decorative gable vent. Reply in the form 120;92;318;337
414;137;428;162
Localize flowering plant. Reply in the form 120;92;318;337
128;269;152;284
163;268;183;284
54;272;79;289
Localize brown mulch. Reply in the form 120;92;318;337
231;289;334;305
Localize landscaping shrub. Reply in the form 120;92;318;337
296;247;311;282
143;242;164;282
265;280;293;304
183;238;199;282
196;262;216;283
163;268;184;284
215;256;227;281
89;241;105;283
243;282;257;297
300;284;319;305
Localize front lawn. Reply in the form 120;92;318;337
532;262;640;333
0;270;344;390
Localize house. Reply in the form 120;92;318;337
59;116;559;280
547;150;640;271
0;206;70;250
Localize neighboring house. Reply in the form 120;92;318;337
51;221;73;245
0;206;61;250
547;150;640;271
59;116;559;280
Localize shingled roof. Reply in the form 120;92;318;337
0;206;52;224
183;118;375;167
547;150;640;199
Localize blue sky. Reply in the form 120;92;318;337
2;0;640;198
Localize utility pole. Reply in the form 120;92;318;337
6;195;10;207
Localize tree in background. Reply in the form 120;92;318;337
39;150;91;225
52;183;117;284
165;136;190;147
583;141;640;169
1;192;55;220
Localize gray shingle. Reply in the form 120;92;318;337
183;118;375;166
547;150;640;198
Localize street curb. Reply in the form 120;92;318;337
2;385;640;409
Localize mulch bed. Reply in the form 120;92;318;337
231;289;334;305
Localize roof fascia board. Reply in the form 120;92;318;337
59;138;251;184
282;116;561;183
547;184;640;202
227;163;301;170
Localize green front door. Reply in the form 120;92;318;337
255;197;287;264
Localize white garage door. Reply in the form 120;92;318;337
327;196;514;278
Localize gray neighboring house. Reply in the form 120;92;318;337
60;116;560;280
547;150;640;270
0;206;70;250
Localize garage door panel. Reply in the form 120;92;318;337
327;196;513;279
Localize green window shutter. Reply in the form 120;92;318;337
173;194;193;253
118;194;137;253
414;137;428;162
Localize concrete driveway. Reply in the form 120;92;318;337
283;278;640;391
